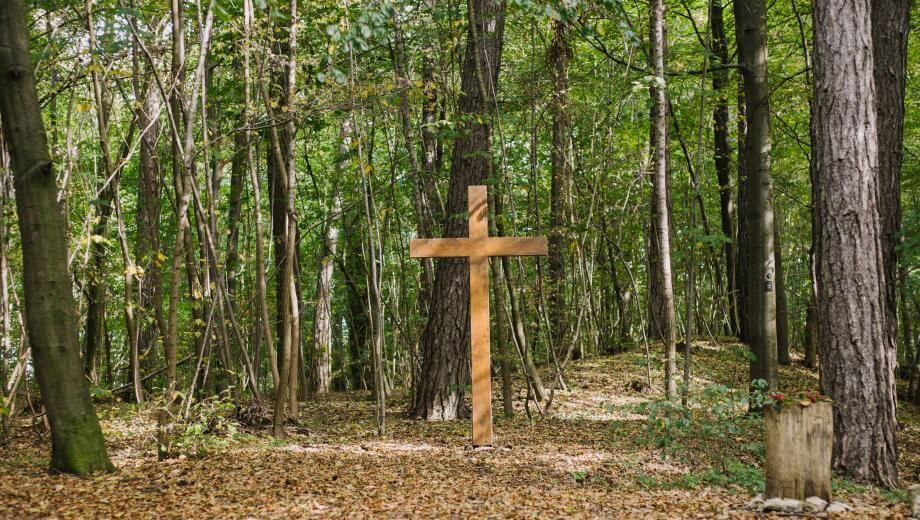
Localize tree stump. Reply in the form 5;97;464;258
764;400;832;501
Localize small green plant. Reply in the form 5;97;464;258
89;385;113;400
832;477;869;495
174;393;240;456
627;380;770;490
879;487;908;504
571;469;589;483
634;398;690;450
635;473;661;489
633;473;703;491
701;459;764;492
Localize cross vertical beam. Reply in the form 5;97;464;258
468;185;492;446
409;185;547;447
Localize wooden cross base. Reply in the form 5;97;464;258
410;185;547;446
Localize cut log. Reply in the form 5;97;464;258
764;400;832;501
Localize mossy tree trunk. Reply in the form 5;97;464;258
0;0;112;475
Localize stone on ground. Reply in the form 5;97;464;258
826;501;850;514
804;496;828;513
762;497;803;513
909;484;920;518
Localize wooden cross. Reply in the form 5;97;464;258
410;185;547;446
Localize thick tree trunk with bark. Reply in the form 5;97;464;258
813;0;898;486
872;0;909;366
412;0;505;420
734;0;777;389
0;0;113;475
649;0;677;399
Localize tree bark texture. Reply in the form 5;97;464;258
413;0;505;420
548;20;573;359
813;0;899;486
0;0;113;475
734;0;777;389
710;0;738;337
871;0;909;366
649;0;678;399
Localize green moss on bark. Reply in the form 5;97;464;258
49;413;114;475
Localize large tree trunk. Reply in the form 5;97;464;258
813;0;898;486
548;20;573;359
872;0;909;372
734;0;777;390
710;0;738;338
649;0;677;399
412;0;505;420
0;0;113;475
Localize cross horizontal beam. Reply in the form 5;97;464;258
409;236;548;259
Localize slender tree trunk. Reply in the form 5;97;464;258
354;117;386;435
133;54;164;394
649;0;677;399
488;188;514;417
312;183;342;394
420;55;444;221
0;149;9;439
160;0;215;458
901;264;915;400
0;0;113;475
493;259;514;417
775;210;790;365
735;78;749;343
390;13;437;314
242;0;277;391
412;0;506;420
226;121;245;302
81;75;114;386
310;204;339;394
270;0;300;437
710;0;738;338
548;20;574;359
793;0;818;370
804;86;819;370
734;0;777;390
813;0;898;486
343;236;369;390
494;190;547;402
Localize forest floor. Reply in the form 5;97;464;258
2;341;918;518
